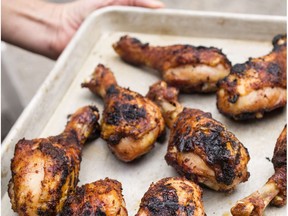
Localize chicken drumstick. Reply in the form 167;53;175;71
147;81;250;191
8;106;100;215
113;35;231;93
82;64;165;162
217;34;287;120
231;125;287;216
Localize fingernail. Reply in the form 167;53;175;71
150;0;165;8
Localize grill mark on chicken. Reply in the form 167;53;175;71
136;177;205;216
145;185;180;215
267;63;281;76
106;102;146;126
81;203;101;216
106;85;120;95
122;93;134;101
231;63;246;74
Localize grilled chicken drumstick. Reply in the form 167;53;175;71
217;34;287;120
113;35;231;93
8;106;100;216
136;177;206;216
231;125;287;216
82;64;165;162
61;178;128;216
147;81;250;191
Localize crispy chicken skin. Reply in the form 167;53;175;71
147;81;250;191
217;34;287;120
82;64;165;162
113;35;231;93
61;178;128;216
136;177;206;216
8;106;100;216
231;125;287;216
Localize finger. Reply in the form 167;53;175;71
76;0;165;22
118;0;165;8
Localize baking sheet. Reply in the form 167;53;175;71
2;7;286;215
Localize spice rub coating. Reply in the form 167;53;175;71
113;35;231;93
147;81;250;192
217;34;287;120
8;106;100;216
166;108;250;191
82;64;165;162
61;178;128;216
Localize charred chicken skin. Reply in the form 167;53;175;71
147;81;250;191
217;34;287;120
61;178;128;216
113;35;232;93
136;177;206;216
8;106;100;216
82;64;165;162
231;125;287;216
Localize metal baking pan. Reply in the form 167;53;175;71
2;7;286;215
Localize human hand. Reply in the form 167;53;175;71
2;0;164;59
51;0;164;59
